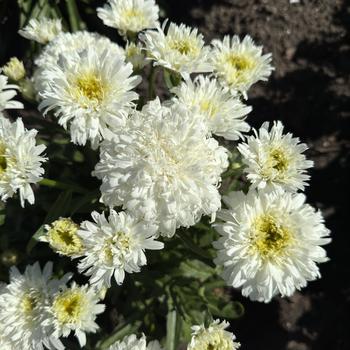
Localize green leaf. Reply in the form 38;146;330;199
0;201;5;226
208;301;244;319
165;309;182;350
179;259;216;282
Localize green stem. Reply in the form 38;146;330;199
65;0;84;31
39;178;87;194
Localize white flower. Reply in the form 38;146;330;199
238;121;314;192
213;189;331;303
93;99;228;237
39;47;140;147
171;76;251;140
18;17;62;44
77;210;163;288
125;41;149;70
108;334;163;350
41;217;84;257
97;0;159;36
2;57;26;82
0;262;71;350
210;35;273;95
140;21;212;78
0;117;46;206
0;74;23;111
34;31;125;93
188;319;240;350
49;283;105;347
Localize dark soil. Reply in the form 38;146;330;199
164;0;350;349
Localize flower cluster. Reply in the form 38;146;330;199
0;262;104;349
1;0;331;348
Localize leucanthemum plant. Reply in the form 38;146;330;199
0;1;331;349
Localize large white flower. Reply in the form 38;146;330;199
0;74;23;111
39;47;140;147
76;210;163;288
19;17;62;44
210;35;273;95
49;283;105;347
93;99;228;237
0;117;46;206
97;0;159;36
34;31;125;93
0;262;71;350
188;319;240;350
213;189;331;303
238;121;313;192
171;75;251;140
108;334;163;350
140;21;212;78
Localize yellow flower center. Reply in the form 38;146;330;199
48;218;83;256
223;53;256;86
252;214;292;260
72;71;105;107
124;8;144;20
21;294;36;316
169;39;196;55
53;289;85;325
199;100;218;118
114;231;132;250
269;148;289;173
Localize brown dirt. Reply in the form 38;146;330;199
162;0;350;349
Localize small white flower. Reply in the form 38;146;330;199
108;334;163;350
77;210;163;288
41;217;84;257
238;121;314;192
0;117;46;206
211;35;273;95
188;319;240;350
39;47;140;147
97;0;159;36
93;99;228;237
171;75;251;140
2;57;26;82
0;262;71;350
125;41;149;70
0;74;23;111
140;21;212;78
49;283;105;347
213;189;331;303
19;17;62;44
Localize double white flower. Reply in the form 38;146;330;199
19;17;62;44
188;319;240;350
141;21;212;78
93;99;228;237
98;0;159;36
39;47;140;147
211;35;273;95
213;189;331;303
171;75;251;140
0;117;46;206
76;210;164;288
108;334;163;350
238;121;314;192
